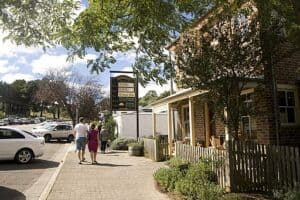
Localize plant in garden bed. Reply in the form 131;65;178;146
111;138;136;150
166;157;190;172
272;184;300;200
128;141;144;156
154;167;184;192
175;158;224;200
154;157;224;200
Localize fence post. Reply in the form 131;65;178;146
154;139;159;161
225;141;231;192
175;142;177;158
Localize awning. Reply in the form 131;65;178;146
151;88;208;112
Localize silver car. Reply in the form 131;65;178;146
32;124;74;142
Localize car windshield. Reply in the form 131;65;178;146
22;130;38;138
44;124;56;130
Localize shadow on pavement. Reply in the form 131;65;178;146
47;140;70;144
0;186;26;200
0;159;60;171
97;163;131;167
102;151;127;154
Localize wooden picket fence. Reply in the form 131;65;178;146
175;142;230;190
228;140;300;193
175;141;300;193
143;136;169;161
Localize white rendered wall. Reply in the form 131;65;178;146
114;113;168;139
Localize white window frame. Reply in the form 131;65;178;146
181;105;190;139
240;88;255;138
277;85;299;126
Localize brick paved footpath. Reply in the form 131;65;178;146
47;149;169;200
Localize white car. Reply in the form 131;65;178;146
0;127;45;164
32;123;74;142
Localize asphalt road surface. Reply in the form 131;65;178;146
0;124;71;200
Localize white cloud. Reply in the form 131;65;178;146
0;31;43;58
0;60;19;74
1;73;35;83
31;53;98;75
31;54;72;74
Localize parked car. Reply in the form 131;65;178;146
0;119;9;126
0;127;45;164
32;121;56;130
32;123;74;142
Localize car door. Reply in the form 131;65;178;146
59;125;72;138
51;125;63;139
0;129;26;160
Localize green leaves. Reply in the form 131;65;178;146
0;0;79;47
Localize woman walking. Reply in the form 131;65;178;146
87;123;99;164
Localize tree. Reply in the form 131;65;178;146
0;0;79;48
139;90;158;107
0;1;298;82
35;70;104;125
157;91;171;100
176;8;262;138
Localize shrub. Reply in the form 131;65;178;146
128;141;144;150
111;138;136;150
175;159;224;200
154;167;184;192
0;111;5;119
166;157;189;172
273;185;300;200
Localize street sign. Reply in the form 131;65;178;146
110;75;137;111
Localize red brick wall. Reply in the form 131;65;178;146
214;113;225;137
194;102;205;143
275;43;300;84
257;43;300;146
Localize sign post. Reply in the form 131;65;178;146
110;71;139;139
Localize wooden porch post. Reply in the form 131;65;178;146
152;112;157;137
189;97;196;146
167;103;173;154
204;102;211;147
224;107;229;141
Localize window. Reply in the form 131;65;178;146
240;90;256;138
0;129;25;139
278;90;296;124
241;92;254;110
182;106;190;138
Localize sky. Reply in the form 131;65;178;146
0;1;170;98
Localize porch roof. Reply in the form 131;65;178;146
151;88;208;109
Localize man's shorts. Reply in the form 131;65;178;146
76;137;86;151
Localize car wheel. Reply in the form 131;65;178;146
44;134;51;142
67;135;74;143
15;149;33;164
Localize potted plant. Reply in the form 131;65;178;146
128;141;144;156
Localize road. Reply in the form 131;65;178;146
0;124;71;200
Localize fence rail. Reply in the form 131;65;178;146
175;141;300;193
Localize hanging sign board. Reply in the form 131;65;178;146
110;75;137;111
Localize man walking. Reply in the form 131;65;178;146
74;117;88;164
99;125;110;154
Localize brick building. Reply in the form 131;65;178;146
151;4;300;150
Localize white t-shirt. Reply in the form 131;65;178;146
74;123;88;139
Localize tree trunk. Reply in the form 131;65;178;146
292;0;300;25
256;1;280;145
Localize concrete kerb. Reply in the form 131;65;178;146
39;144;73;200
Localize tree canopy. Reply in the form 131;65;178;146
0;0;299;83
